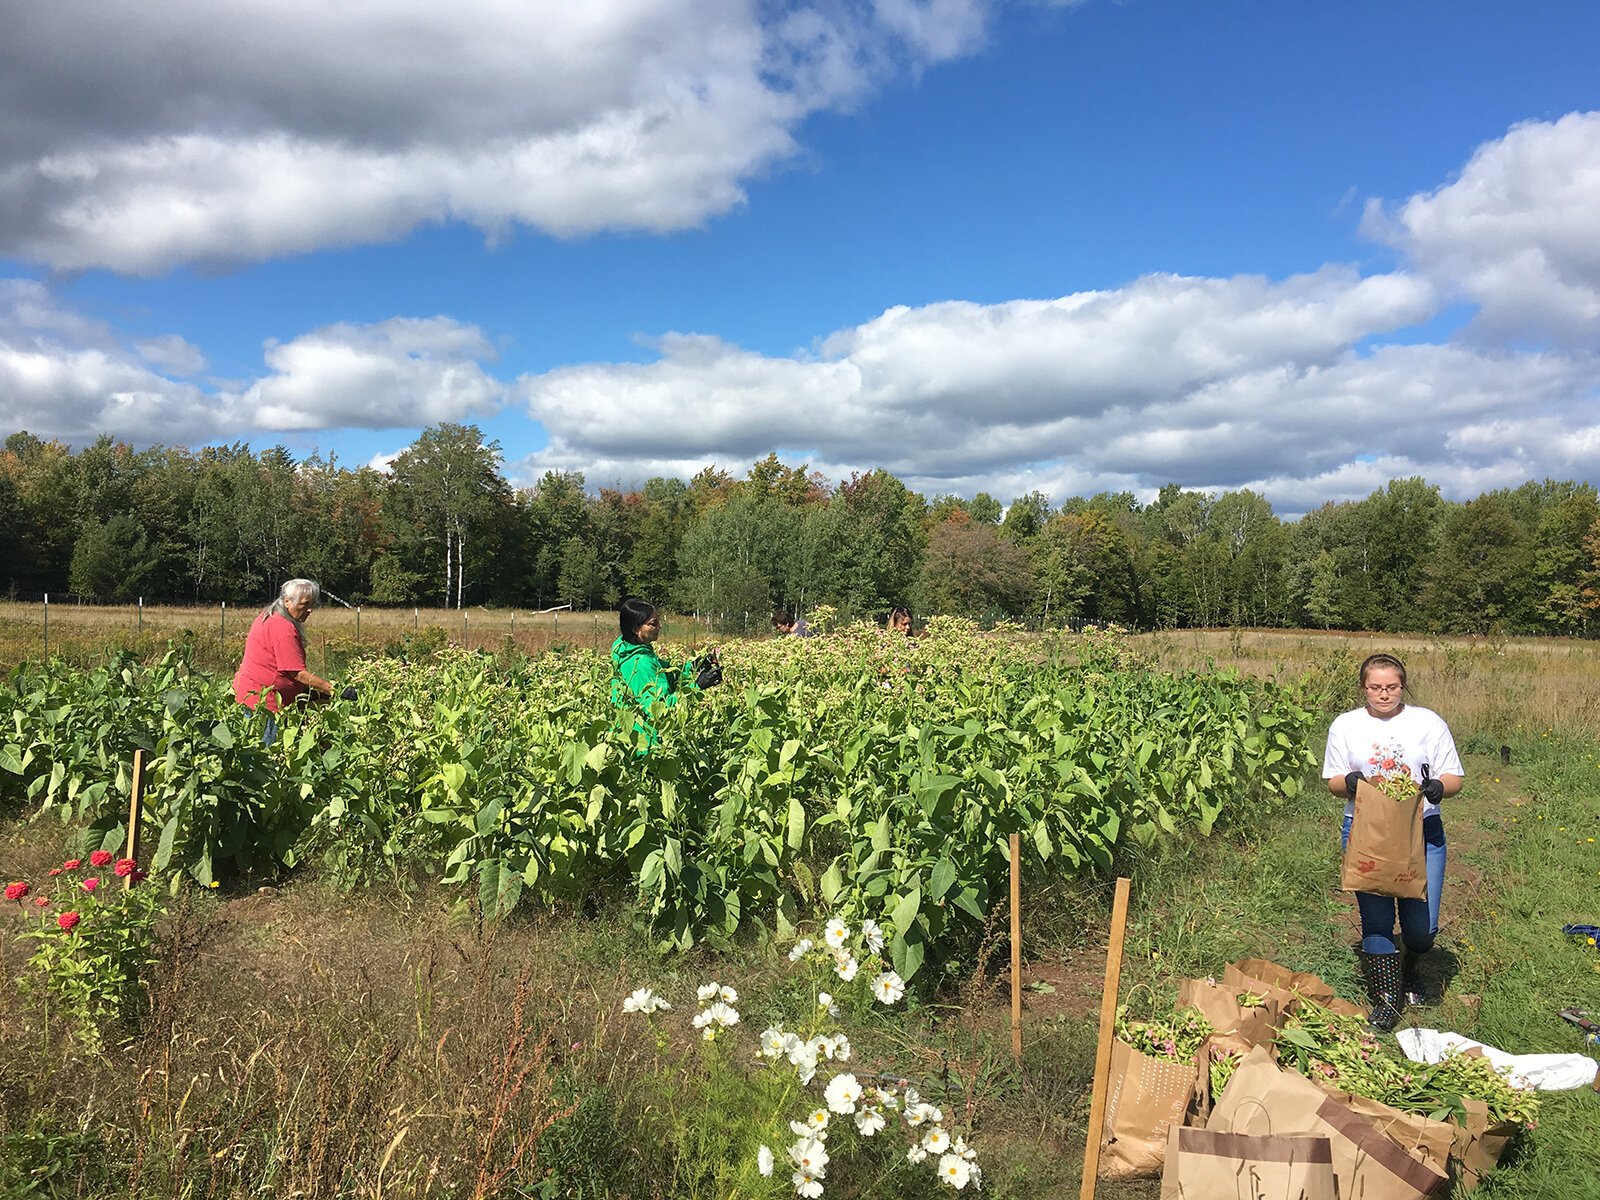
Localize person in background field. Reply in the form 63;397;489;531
610;598;722;749
232;578;335;744
772;608;814;638
1322;652;1463;1031
887;606;916;637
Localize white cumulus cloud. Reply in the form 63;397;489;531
0;0;993;273
1364;110;1600;344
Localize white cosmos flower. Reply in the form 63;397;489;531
823;917;850;948
792;1169;824;1199
855;1106;887;1136
907;1144;929;1164
833;953;859;983
805;1108;830;1133
788;938;814;962
938;1153;972;1189
761;1027;790;1058
789;1119;811;1137
905;1102;943;1127
758;1145;774;1177
922;1127;950;1154
789;1137;829;1173
697;982;721;1003
831;1034;852;1062
872;970;905;1005
951;1136;976;1161
622;987;671;1014
816;991;834;1011
824;1073;862;1115
719;985;738;1005
861;919;885;953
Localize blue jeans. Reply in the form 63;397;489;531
1342;812;1446;955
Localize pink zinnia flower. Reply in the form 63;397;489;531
81;878;100;893
114;858;137;878
61;858;81;870
33;896;50;907
57;911;81;931
48;868;62;877
4;882;28;901
89;849;114;867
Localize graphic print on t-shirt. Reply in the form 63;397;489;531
1365;739;1416;782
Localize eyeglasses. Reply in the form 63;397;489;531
1364;683;1402;694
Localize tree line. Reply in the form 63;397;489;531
2;425;1596;635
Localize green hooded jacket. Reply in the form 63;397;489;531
610;636;698;748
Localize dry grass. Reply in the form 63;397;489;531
1134;628;1600;743
0;601;721;673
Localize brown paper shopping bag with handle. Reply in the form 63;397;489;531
1450;1098;1521;1192
1313;1083;1455;1178
1224;958;1336;1007
1160;1125;1336;1200
1341;779;1428;900
1209;1046;1449;1199
1190;1033;1256;1125
1099;1038;1198;1177
1178;977;1285;1046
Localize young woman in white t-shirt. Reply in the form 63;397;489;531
1322;652;1464;1031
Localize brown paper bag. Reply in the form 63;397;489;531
1190;1033;1255;1125
1341;779;1427;899
1314;1082;1455;1178
1178;977;1285;1046
1160;1125;1335;1200
1209;1046;1449;1199
1227;958;1337;1004
1100;1038;1198;1178
1449;1098;1521;1192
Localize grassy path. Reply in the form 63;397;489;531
1083;740;1600;1199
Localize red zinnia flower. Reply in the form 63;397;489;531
57;911;81;931
33;896;50;907
4;882;28;901
48;868;62;877
89;849;114;867
81;878;99;893
114;858;137;878
61;858;81;870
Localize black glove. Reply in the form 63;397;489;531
1419;763;1443;805
695;662;723;689
340;686;359;702
1344;770;1365;799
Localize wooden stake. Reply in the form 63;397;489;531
123;749;145;890
1010;831;1023;1064
1079;876;1132;1200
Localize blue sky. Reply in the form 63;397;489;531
2;1;1598;513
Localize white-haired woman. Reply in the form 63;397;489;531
232;579;334;742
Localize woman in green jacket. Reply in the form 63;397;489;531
610;598;721;747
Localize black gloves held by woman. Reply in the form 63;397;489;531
693;650;723;689
1344;770;1365;799
1419;777;1445;804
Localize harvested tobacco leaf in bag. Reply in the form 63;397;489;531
1191;1033;1254;1125
1160;1125;1335;1200
1101;1013;1208;1179
1341;778;1427;900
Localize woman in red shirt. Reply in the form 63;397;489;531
232;579;334;741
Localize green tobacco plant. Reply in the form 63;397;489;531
1;627;1319;977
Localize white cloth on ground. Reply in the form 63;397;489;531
1395;1027;1598;1090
